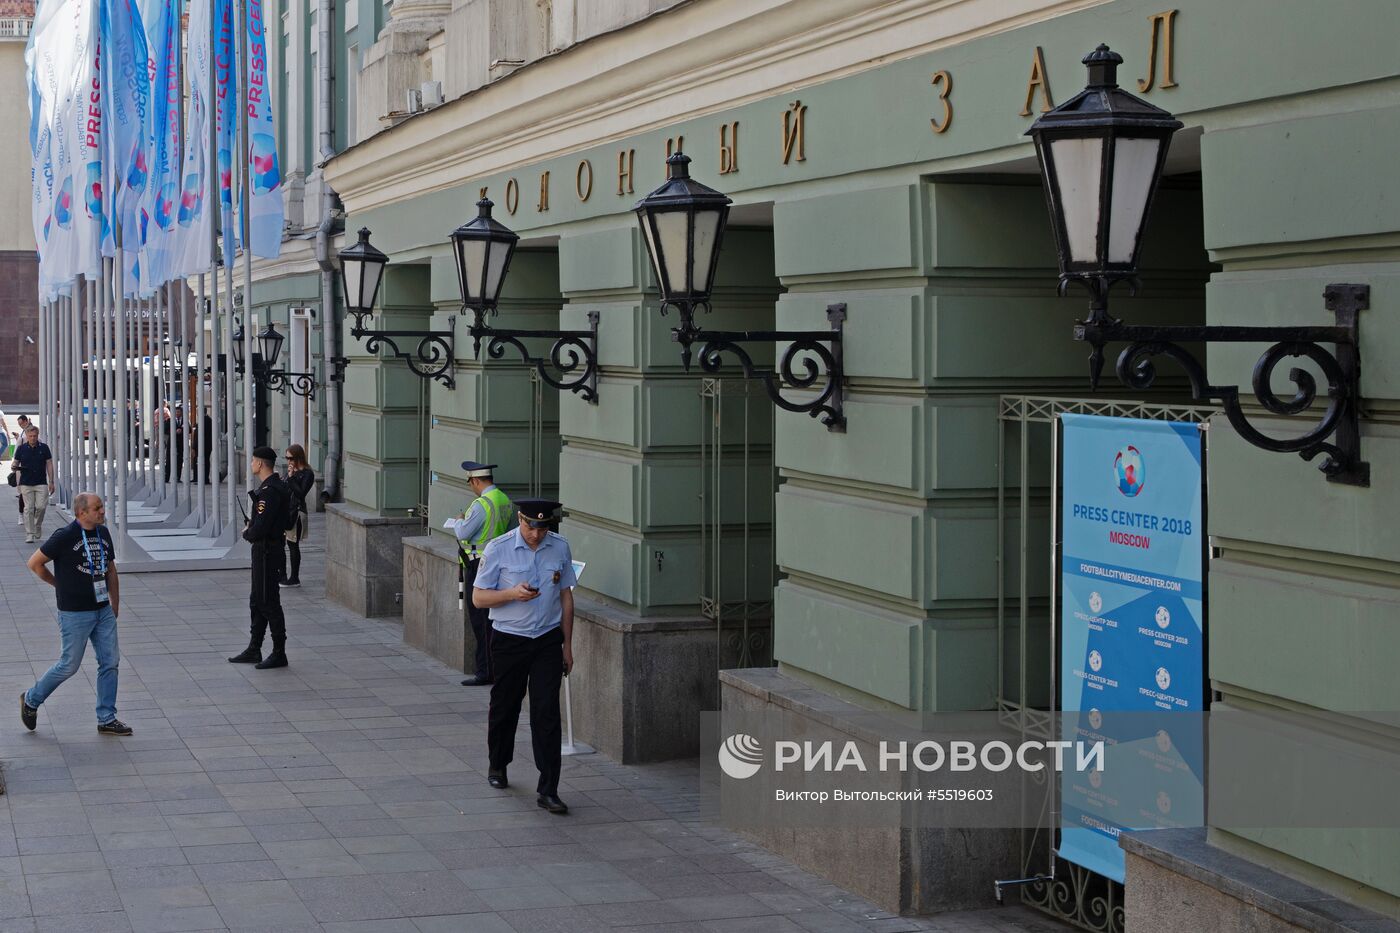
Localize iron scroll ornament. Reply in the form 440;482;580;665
262;369;318;401
352;315;456;389
479;310;600;403
1074;283;1369;486
665;301;847;432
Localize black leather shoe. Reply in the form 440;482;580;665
254;652;288;670
487;770;508;789
228;647;262;664
19;692;36;731
460;675;492;686
536;794;568;815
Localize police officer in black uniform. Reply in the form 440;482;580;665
228;446;292;670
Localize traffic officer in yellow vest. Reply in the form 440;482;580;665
447;461;514;686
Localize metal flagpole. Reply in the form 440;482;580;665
236;0;254;486
181;284;192;510
68;287;77;502
69;287;80;504
54;294;63;502
196;276;207;522
98;269;111;505
82;280;93;499
156;291;166;499
115;253;129;542
209;271;223;533
138;296;148;492
150;293;160;498
57;294;65;503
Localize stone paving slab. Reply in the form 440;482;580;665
0;501;1071;932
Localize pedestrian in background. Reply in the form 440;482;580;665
13;424;54;544
448;461;513;687
12;414;30;527
473;498;576;815
282;444;314;588
228;446;292;669
20;492;132;736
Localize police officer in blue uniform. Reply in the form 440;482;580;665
472;498;576;814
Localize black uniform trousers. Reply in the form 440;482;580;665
487;626;563;796
463;557;493;680
249;539;287;651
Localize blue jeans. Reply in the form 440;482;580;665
26;605;119;724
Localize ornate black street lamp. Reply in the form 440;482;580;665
337;227;457;389
453;198;600;403
232;320;317;400
635;152;846;432
1030;45;1368;485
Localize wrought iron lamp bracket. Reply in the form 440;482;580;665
262;369;318;401
665;300;847;432
1073;281;1369;486
349;314;457;389
467;309;601;404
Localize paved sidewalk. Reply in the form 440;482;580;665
0;500;1070;932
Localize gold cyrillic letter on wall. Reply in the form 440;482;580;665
1020;47;1053;117
719;122;739;175
1138;10;1179;92
929;72;952;133
537;171;550;212
504;178;519;215
782;101;806;164
576;161;593;202
665;135;685;160
617;149;635;195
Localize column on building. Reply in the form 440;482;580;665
556;224;779;763
1124;106;1400;922
326;263;432;617
719;179;1206;914
402;247;564;670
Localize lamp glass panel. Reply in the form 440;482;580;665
1050;137;1106;262
639;213;665;291
1107;137;1162;263
655;210;691;296
361;260;383;311
457;238;487;303
484;240;510;303
342;260;364;309
260;331;283;368
690;208;723;293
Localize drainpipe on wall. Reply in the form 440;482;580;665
315;0;343;503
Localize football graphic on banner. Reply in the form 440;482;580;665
250;133;281;194
1114;444;1146;497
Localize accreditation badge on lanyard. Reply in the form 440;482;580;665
82;529;110;605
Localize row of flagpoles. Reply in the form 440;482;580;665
27;0;283;552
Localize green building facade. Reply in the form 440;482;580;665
250;0;1400;924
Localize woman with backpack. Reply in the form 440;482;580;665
282;444;315;588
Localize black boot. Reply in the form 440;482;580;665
228;645;262;664
255;650;288;670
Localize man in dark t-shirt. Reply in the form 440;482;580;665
13;425;54;544
20;492;132;736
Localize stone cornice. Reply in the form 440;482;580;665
323;0;1105;213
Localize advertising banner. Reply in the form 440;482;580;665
1058;414;1207;882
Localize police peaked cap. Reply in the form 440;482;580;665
515;498;561;527
460;460;498;478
